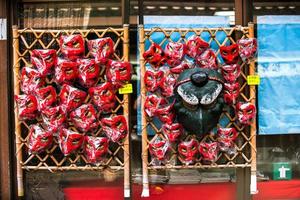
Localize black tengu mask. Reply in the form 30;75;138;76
174;68;225;136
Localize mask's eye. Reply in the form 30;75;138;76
41;137;49;143
247;109;253;114
222;51;227;56
72;138;81;145
191;146;196;151
181;148;187;153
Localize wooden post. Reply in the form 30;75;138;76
123;24;131;199
12;25;24;197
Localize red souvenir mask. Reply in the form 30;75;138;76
20;67;45;95
224;82;240;105
217;127;238;152
88;82;116;113
160;73;176;97
143;43;166;68
31;49;57;76
144;70;164;92
55;58;78;85
156;102;175;124
87;37;114;64
36;86;57;111
60;34;85;60
70;104;99;132
15;94;38;120
41;106;66;132
170;59;193;74
149;137;170;161
195;49;218;69
221;64;241;83
28;124;53;154
101;115;128;143
236;102;256;125
106;60;132;89
77;58;100;88
144;95;167;118
58;128;84;156
220;44;239;64
186;35;209;58
238;38;257;61
199;141;219;162
164;42;186;67
84;136;109;164
59;84;87;112
178;139;199;164
162;123;184;143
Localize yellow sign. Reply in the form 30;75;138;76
247;75;260;85
119;83;133;94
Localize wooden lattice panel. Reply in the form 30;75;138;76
12;26;130;197
139;25;256;175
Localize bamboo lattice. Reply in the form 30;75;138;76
139;24;257;195
12;25;131;197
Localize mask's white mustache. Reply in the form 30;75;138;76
200;84;222;105
177;85;199;105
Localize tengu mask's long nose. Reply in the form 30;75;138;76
191;71;208;87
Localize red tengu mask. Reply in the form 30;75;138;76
70;104;99;132
60;34;85;60
236;102;256;125
238;38;257;61
195;49;218;69
224;82;240;105
15;94;38;120
20;67;45;95
55;58;78;85
217;127;238;152
143;43;166;68
162;123;184;143
84;136;109;164
28;124;53;154
186;35;209;58
164;42;186;67
170;59;193;74
220;44;239;64
41;106;66;132
106;60;132;89
144;95;167;118
221;64;241;83
101;115;128;143
87;37;114;64
77;58;100;88
149;137;170;161
160;73;176;97
59;84;87;112
31;49;57;76
199;141;219;162
88;82;116;113
144;70;164;92
36;86;57;111
58;128;84;156
178;139;199;164
155;102;175;124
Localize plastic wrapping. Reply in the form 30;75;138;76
199;141;219;163
101;115;128;143
160;73;176;97
87;37;114;64
149;137;170;165
28;124;53;154
162;123;184;143
144;69;164;92
195;49;218;69
144;95;167;118
77;58;100;88
236;102;256;125
186;35;209;59
143;43;166;68
84;136;109;164
224;82;240;105
31;49;57;76
220;44;239;64
59;84;87;112
15;94;38;120
164;42;186;67
106;60;132;89
58;128;84;156
60;34;85;60
41;105;66;132
217;127;238;155
178;139;199;165
88;82;116;114
36;85;57;111
55;58;78;85
238;38;257;62
20;67;45;95
221;64;241;83
155;102;175;125
170;59;194;74
70;104;99;132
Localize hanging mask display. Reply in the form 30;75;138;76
156;102;176;124
160;73;177;97
143;43;166;68
31;49;57;76
41;106;66;132
236;102;256;125
186;35;209;58
36;86;57;111
144;95;167;118
87;37;115;64
58;128;84;156
195;49;218;70
238;38;257;61
59;84;87;112
170;59;194;74
221;64;241;83
149;137;170;163
101;115;128;143
162;123;184;143
217;127;238;154
199;141;219;162
55;58;78;85
77;58;100;88
60;34;85;60
20;67;45;95
144;70;164;92
15;94;38;120
164;42;186;67
84;136;109;164
224;82;240;105
106;60;132;89
28;124;53;154
178;139;199;164
220;44;239;64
